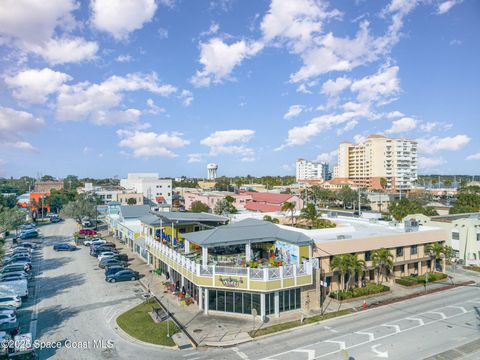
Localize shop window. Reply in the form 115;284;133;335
279;291;284;312
243;293;252;314
225;292;234;313
411;245;417;255
234;293;243;313
295;289;301;310
252;294;261;315
209;290;216;311
217;291;225;312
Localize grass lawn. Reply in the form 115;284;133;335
249;309;354;338
116;300;179;346
464;266;480;272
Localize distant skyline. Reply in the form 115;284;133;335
0;0;479;178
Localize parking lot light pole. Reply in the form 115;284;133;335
166;298;170;338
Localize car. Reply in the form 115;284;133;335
90;246;116;257
79;229;96;235
53;243;77;251
84;238;105;246
105;269;139;283
0;265;30;275
0;273;29;283
97;252;118;262
99;258;127;269
50;217;64;223
0;281;28;299
103;242;116;249
4;253;32;262
17;231;38;240
1;259;31;269
0;295;21;309
6;248;32;256
0;313;16;326
14;243;34;250
104;266;125;277
109;253;129;262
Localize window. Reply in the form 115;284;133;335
225;292;234;312
452;232;460;240
396;247;404;257
476;233;480;241
364;251;371;261
411;245;417;255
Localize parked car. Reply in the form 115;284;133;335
99;258;127;269
53;243;77;251
2;259;31;271
0;281;28;299
105;269;139;283
84;238;105;246
0;265;30;275
90;246;116;257
0;313;16;326
3;253;32;262
0;295;21;309
79;229;96;235
0;273;29;283
104;266;125;277
97;252;118;262
109;253;129;262
6;248;32;256
0;306;16;316
17;231;38;240
103;242;116;249
13;243;35;250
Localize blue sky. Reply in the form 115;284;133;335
0;0;479;179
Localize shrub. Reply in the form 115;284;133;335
396;272;447;286
330;282;390;300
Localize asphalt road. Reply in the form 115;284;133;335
32;220;480;360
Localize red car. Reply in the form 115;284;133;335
79;229;96;235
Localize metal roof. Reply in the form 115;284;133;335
183;218;313;247
120;205;151;218
140;211;228;226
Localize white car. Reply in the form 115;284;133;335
0;313;16;325
0;295;21;309
97;252;117;262
84;238;106;246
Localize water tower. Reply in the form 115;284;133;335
207;163;218;180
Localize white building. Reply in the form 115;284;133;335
296;159;329;182
120;173;172;205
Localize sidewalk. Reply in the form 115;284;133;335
104;231;479;347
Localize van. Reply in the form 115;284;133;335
0;281;28;298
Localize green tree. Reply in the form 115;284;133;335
190;201;210;213
426;243;446;272
346;254;365;290
224;195;235;204
372;248;394;285
380;177;388;190
450;186;480;214
62;195;97;224
263;215;279;224
281;201;296;226
127;197;137;205
0;195;17;209
330;255;349;291
388;198;438;221
64;175;81;190
213;199;237;215
300;203;319;226
0;207;25;235
337;187;357;209
40;175;55;181
47;188;77;213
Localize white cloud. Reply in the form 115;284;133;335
0;106;44;151
437;0;462;15
83;146;92;154
200;22;220;37
191;38;263;87
158;27;169;39
385;117;417;134
418;156;446;169
417;135;471;154
187;153;203;163
419;122;437;132
5;141;37;152
241;156;255;162
146;98;166;114
321;76;352;97
283;105;304;120
336;119;358;135
56;73;176;123
385;110;404;118
91;0;158;40
315;150;337;163
350;65;400;104
353;134;367;144
116;54;132;62
91;108;142;126
117;129;189;158
4;68;72;103
28;37;98;65
201;129;255;156
179;90;194;107
466;153;480;161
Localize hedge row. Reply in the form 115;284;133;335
395;272;447;286
330;282;390;300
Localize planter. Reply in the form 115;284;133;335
330;290;393;303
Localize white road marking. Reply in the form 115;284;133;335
323;326;338;333
405;317;424;326
381;324;401;333
232;347;249;360
371;344;389;358
183;353;200;357
356;331;375;341
292;349;315;360
446;305;467;313
324;340;346;350
426;311;447;319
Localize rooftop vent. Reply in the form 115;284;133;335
404;219;419;232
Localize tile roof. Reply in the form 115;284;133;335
244;192;295;204
244;202;281;212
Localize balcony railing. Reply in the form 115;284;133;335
145;236;313;282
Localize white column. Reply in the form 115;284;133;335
202;246;208;266
204;289;209;315
260;293;266;321
246;242;251;261
184;239;190;254
198;287;203;310
274;291;280;318
181;274;185;287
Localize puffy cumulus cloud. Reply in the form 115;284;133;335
261;0;342;52
91;0;157;40
179;90;193;107
28;37;98;65
0;1;98;65
90;108;142;126
201;129;255;156
321;76;352;97
117;129;189;158
350;65;400;104
187;153;203;163
466;153;480;161
385;117;417;134
385;110;404;118
55;72;176;123
437;0;463;15
419;122;437;132
417;135;470;154
315;150;337;163
277;102;371;149
191;38;263;87
146;98;166;114
336;119;358;135
4;68;72;104
418;156;446;169
0;106;44;151
283;105;304;120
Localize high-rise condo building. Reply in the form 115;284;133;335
296;159;331;182
332;135;417;191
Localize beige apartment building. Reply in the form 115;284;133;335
333;135;417;191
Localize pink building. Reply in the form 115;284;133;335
184;192;252;211
243;192;303;213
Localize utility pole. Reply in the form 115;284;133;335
358;189;361;217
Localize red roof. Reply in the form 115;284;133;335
244;192;295;204
244;203;281;212
155;196;166;203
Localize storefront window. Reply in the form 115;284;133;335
279;291;284;312
217;291;225;312
243;293;251;314
225;292;234;313
252;294;261;315
234;293;243;313
209;290;216;311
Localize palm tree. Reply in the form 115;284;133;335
330;255;349;291
300;203;318;227
346;254;366;289
371;248;394;284
281;202;296;226
426;243;445;272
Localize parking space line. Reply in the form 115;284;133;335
446;305;467;313
324;340;346;350
232;347;250;360
381;324;401;333
426;311;447;319
355;331;375;341
405;317;425;326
